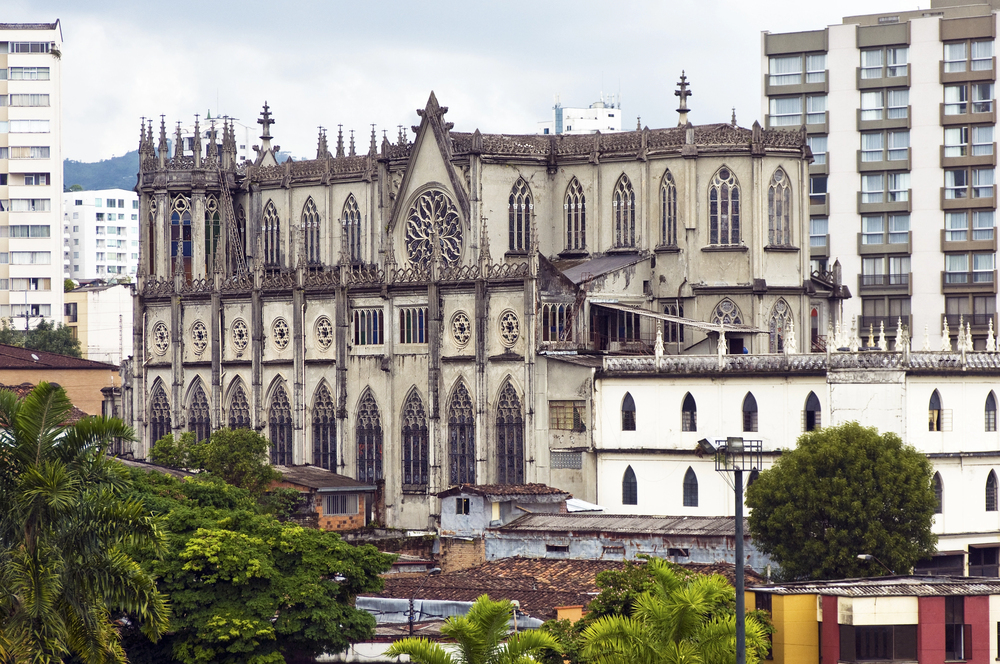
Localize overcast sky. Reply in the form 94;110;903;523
9;0;920;162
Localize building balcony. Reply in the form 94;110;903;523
941;105;996;126
860;315;912;336
857;150;911;172
940;229;997;253
857;109;910;132
940;57;997;84
858;273;911;294
943;313;996;329
857;232;911;255
857;67;910;90
764;78;828;97
858;192;911;214
940;186;997;209
942;270;998;293
810;235;829;259
940;144;997;169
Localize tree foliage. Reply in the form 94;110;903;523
150;427;281;497
579;558;769;664
385;594;560;664
122;468;394;664
746;421;937;580
0;319;83;358
0;382;169;663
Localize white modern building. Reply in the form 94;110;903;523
0;22;64;328
64;282;133;365
63;189;139;280
537;95;624;135
763;0;1000;350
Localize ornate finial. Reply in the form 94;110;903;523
942;317;952;352
316;126;325;159
988;318;996;352
174;121;184;159
675;70;692;126
785;316;796;354
731;107;737;127
369;124;377;155
923;324;931;352
718;325;726;366
895;317;904;352
139;116;147;150
397;125;406;147
336;124;345;158
192;114;202;167
654;328;663;365
967;321;974;351
877;320;886;351
868;324;875;349
636;116;641;131
479;215;491;269
258;101;274;139
349;129;356;157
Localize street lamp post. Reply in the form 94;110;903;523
702;436;763;664
408;567;442;636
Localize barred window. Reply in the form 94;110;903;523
565;178;586;251
622;466;638;505
269;385;293;466
352;308;384;345
313;385;336;470
508;178;531;252
933;472;943;514
325;494;357;516
356;391;383;484
681;393;697;432
551;451;583;469
449;382;476;485
188;384;211;443
496;382;524;485
804;392;821;431
541;304;573;342
401;391;429;491
987;392;997;432
613;174;636;248
988;471;998;512
683;467;699;507
549;400;585;431
398;307;428;344
621;393;636;431
742;392;758;432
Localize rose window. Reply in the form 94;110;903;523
452;311;471;347
272;318;290;350
498;310;520;347
231;319;249;351
316;316;334;350
152;321;169;355
191;321;208;354
404;189;463;267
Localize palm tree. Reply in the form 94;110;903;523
0;382;169;663
580;558;769;664
385;594;559;664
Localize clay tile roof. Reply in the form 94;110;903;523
372;557;762;620
0;383;89;424
436;483;571;499
0;344;118;370
272;465;376;492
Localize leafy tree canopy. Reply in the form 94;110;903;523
150;427;281;496
746;421;937;580
0;318;83;357
121;468;395;664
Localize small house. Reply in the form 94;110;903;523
272;465;376;531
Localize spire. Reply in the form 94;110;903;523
139;117;147;152
397;125;406;147
369;124;377;155
208;118;218;164
257;101;275;153
349;129;356;157
192;114;202;167
636;116;641;131
316;126;325;159
675;71;692;126
174;121;184;159
336;124;345;158
731;107;737;127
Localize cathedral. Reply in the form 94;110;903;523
126;80;831;529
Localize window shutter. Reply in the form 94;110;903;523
801;410;807;432
964;624;972;660
942;409;954;432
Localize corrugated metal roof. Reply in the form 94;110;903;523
757;575;1000;597
496;513;749;537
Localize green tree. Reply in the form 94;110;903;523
68;184;83;191
150;427;281;496
746;421;937;580
385;594;560;664
580;558;769;664
0;382;169;663
0;319;83;358
122;469;393;664
65;278;77;292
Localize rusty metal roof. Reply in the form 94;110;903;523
757;575;1000;597
437;483;570;501
495;513;749;537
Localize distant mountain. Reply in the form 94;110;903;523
64;151;139;192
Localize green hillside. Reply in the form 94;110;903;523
64;150;139;192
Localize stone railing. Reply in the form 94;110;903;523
603;351;1000;374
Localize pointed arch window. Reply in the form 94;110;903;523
228;382;251;429
709;167;740;245
768;168;791;246
929;390;943;432
683;467;699;507
565;178;586;251
742;393;758;432
509;178;532;253
804;392;822;431
170;194;192;279
263;200;281;267
149;385;171;444
496;382;524;485
448;382;476;485
269;385;292;466
302;197;321;265
621;392;636;431
987;392;997;432
682;393;697;432
188;384;211;443
613;174;636;248
661;170;678;246
205;196;222;274
988;471;998;511
313;385;336;470
402;391;429;491
356;391;383;484
541;304;573;342
343;195;362;263
712;299;744;326
233;204;247;268
146;198;157;275
664;301;684;344
769;299;792;353
622;466;638;505
933;472;943;514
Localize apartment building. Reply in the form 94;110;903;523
0;22;63;328
762;0;1000;348
63;189;140;280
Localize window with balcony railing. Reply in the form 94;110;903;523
807;135;827;165
769;97;801;126
810;217;828;247
946;254;970;282
769;55;802;86
944;39;994;72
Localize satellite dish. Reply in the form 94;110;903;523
30;354;39;361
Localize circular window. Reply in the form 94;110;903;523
719;168;730;180
231;318;249;352
452;311;472;347
152;321;169;355
191;321;208;354
316;316;334;350
498;310;520;347
272;318;290;350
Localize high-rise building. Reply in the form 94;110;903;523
0;21;64;329
537;95;624;135
762;1;1000;349
63;189;140;280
